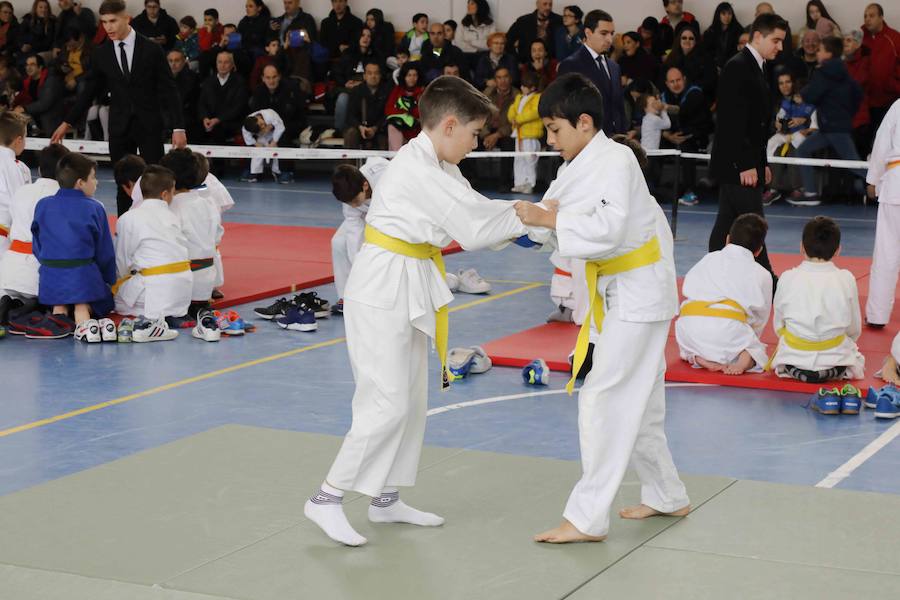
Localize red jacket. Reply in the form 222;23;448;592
845;47;871;128
199;24;223;52
13;68;48;107
862;22;900;107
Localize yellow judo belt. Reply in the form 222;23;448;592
567;236;662;394
679;299;747;322
364;224;453;389
763;327;846;371
111;261;191;295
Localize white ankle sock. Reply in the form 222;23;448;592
368;489;444;526
304;483;367;546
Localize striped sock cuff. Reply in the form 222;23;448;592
370;491;400;508
310;489;343;505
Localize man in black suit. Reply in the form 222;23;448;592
708;13;788;278
167;48;199;140
557;10;626;136
506;0;563;63
51;0;186;215
197;50;249;146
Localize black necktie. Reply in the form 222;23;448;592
119;42;129;79
595;55;610;89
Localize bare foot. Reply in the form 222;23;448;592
619;504;691;520
534;520;607;544
722;350;755;375
695;356;725;372
881;357;900;385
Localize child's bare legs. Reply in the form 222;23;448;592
619;504;691;519
695;356;725;372
534;520;607;543
52;305;68;316
387;125;405;151
73;303;91;323
882;356;900;386
722;350;755;375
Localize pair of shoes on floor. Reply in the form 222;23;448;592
786;190;821;206
253;292;330;320
21;313;76;339
275;301;317;332
547;305;574;323
74;318;117;343
447;346;492;379
446;268;491;294
522;358;550;386
677;191;699;206
865;385;900;419
191;309;222;342
809;384;863;415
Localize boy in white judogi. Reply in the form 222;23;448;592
676;214;773;374
865;99;900;327
516;74;689;544
113;166;193;320
241;109;285;180
0;113;31;257
304;77;529;547
329;157;389;303
769;216;865;382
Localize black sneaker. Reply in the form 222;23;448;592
295;292;330;318
253;297;294;320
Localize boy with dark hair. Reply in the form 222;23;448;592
305;75;528;547
515;72;689;544
240;109;285;183
768;216;865;383
31;153;116;341
113;154;147;206
676;213;773;375
0;112;31;258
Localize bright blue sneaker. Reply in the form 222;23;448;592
874;387;900;419
276;305;317;332
809;387;841;415
839;384;862;415
522;359;550;386
864;386;880;409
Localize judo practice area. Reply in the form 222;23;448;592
2;160;900;599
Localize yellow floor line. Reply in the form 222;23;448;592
0;282;544;438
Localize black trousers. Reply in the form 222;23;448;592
709;182;775;278
109;122;165;216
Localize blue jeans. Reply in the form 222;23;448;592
796;131;867;194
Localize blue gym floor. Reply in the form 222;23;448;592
1;165;896;507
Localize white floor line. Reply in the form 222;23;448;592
815;419;900;488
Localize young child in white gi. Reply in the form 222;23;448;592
329;157;389;308
241;109;285;182
305;76;529;547
0;112;31;257
865;99;900;327
676;213;773;374
769;216;865;382
113;165;193;321
515;73;690;544
192;152;232;297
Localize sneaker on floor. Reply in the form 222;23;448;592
809;387;841;415
839;384;862;415
276;305;317;331
522;358;550;386
117;318;134;343
75;319;102;343
864;386;880;409
277;172;294;185
456;268;491;294
762;189;782;206
211;288;224;300
448;347;478;379
331;298;344;315
253;297;294;320
216;310;246;335
132;317;178;342
192;310;221;342
510;184;524;193
677;191;699;206
0;294;21;325
25;313;76;339
296;292;330;318
98;318;117;342
547;305;574;323
446;272;460;292
874;388;900;419
468;346;492;374
239;169;258;183
786;191;821;206
165;315;196;329
11;311;46;336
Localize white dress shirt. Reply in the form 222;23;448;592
115;27;136;76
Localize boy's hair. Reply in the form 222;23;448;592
99;0;127;15
0;111;27;146
636;93;655;113
396;48;410;58
38;143;70;180
728;213;768;253
820;36;843;59
204;8;219;20
444;19;457;32
412;13;427;24
802;216;841;260
584;9;614;32
538;72;603;130
139;165;176;199
56;153;97;189
243;115;262;134
180;15;197;29
113;154;146;187
751;13;788;37
193;151;210;183
611;134;648;170
520;70;539;90
419;75;495;130
332;164;367;203
159;148;200;190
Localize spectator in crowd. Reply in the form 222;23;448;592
475;32;518;91
398;12;428;62
271;0;317;45
384;61;423;150
658;0;697;53
197;50;249;150
238;0;272;60
664;21;717;103
737;28;750;52
702;2;743;71
174;16;199;64
131;0;179;51
554;5;584;62
249;37;285;91
800;0;840;39
273;0;317;94
520;38;556;91
862;3;900;135
166;48;198;139
843;29;872;154
558;9;626;135
639;16;666;59
458;0;496;57
619;31;659;87
20;0;57;59
624;77;657;135
198;7;222;52
54;0;94;53
342;58;390;150
12;53;63;134
420;20;465;83
249;63;305;182
0;53;17;108
332;28;383;132
796;30;821;81
320;0;362;60
443;20;457;45
660;65;712;205
0;2;19;57
763;68;816;205
57;27;89;94
390;47;408;84
442;62;461;78
507;0;562;63
481;65;517;188
638;92;670;192
791;36;866;206
364;9;394;59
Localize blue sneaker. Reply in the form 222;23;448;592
276;305;317;332
874;387;900;419
522;359;550;386
277;172;294;185
809;387;841;415
448;347;477;379
864;386;880;409
839;384;862;415
677;191;699;206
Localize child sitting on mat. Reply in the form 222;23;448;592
675;214;773;375
768;216;865;382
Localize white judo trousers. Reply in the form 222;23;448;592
513;138;540;188
330;210;365;300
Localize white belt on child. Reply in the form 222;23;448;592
764;327;846;371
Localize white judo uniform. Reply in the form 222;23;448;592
529;131;689;537
769;261;865;379
242;108;285;176
331;157;389;300
169;190;223;302
325;133;527;498
675;244;773;370
866;99;900;325
114;199;193;319
0;147;32;256
0;177;57;298
549;251;590;325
